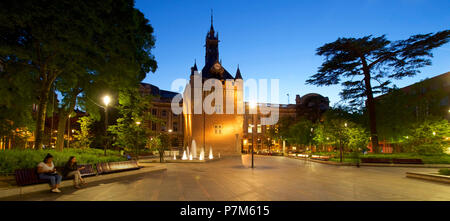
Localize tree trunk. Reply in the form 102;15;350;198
55;114;68;151
54;90;80;151
361;58;380;153
34;81;52;149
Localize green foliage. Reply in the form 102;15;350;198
406;118;450;155
348;126;370;152
285;118;314;146
376;85;448;144
159;133;170;150
0;0;157;148
108;88;156;150
306;31;450;108
306;30;450;152
147;136;161;151
439;168;450;176
322;152;450;164
0;148;125;174
72;116;94;149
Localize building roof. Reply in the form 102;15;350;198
139;83;180;101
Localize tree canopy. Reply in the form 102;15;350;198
306;30;450;152
0;0;157;149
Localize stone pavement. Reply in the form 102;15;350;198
1;156;449;201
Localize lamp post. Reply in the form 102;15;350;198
249;101;257;168
67;114;71;148
103;95;111;156
136;121;141;159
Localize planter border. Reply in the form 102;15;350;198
406;172;450;184
289;156;450;168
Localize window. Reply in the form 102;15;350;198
162;110;167;117
173;122;178;132
151;123;156;131
215;104;222;113
214;124;222;134
152;109;157;116
248;124;253;133
257;124;262;133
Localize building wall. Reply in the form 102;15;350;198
183;73;244;156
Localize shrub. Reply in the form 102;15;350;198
412;143;444;155
0;148;125;174
438;168;450;176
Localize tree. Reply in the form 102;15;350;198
158;133;170;163
0;0;157;149
0;1;106;149
72;116;94;149
285;118;315;151
406;118;450;155
108;88;157;154
306;30;450;152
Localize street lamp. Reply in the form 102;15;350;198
67;113;71;148
136;121;141;158
103;95;111;156
249;100;257;168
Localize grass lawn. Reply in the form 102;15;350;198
0;148;125;174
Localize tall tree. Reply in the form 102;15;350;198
0;1;105;149
108;88;157;154
0;0;157;149
306;30;450;152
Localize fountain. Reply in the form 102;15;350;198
186;146;190;159
181;150;187;160
191;140;197;159
189;152;193;160
208;146;213;160
173;152;177;160
199;147;205;161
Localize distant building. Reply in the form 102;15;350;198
372;71;450;153
139;83;184;149
375;71;449;120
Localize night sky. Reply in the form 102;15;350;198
136;0;450;105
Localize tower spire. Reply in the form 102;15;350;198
211;9;213;27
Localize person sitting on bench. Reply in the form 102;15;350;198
62;156;87;189
37;154;62;193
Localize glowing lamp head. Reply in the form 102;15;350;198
249;100;257;110
103;95;111;106
136;121;141;125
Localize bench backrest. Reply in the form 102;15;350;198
96;160;139;174
15;164;95;186
15;168;46;186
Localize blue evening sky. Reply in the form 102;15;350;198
136;0;450;105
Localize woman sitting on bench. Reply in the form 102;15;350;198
37;154;62;193
62;156;87;189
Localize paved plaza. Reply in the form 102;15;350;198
2;156;449;201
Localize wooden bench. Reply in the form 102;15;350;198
15;164;95;186
360;158;392;164
96;160;140;175
311;155;331;161
392;158;423;164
